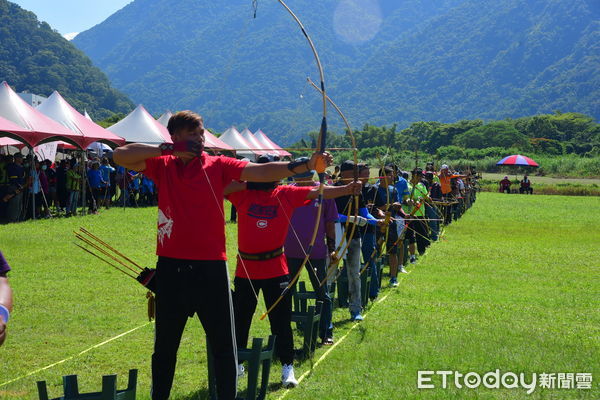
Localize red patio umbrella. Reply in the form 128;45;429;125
496;154;539;167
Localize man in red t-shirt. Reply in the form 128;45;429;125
113;111;332;400
224;156;360;388
499;176;512;194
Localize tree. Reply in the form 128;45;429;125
453;121;530;150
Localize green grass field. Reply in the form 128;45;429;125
0;193;598;399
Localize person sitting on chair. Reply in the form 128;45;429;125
499;176;511;194
519;175;533;194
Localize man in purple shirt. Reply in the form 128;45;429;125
284;164;338;345
0;250;14;347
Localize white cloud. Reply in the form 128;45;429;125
63;32;79;41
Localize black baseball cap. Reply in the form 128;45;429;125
340;160;355;172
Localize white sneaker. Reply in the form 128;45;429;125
399;266;408;274
281;364;298;388
237;364;245;377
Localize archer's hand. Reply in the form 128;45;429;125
160;141;203;160
308;152;333;173
405;199;416;206
346;181;362;195
376;219;389;227
329;252;340;265
347;215;368;227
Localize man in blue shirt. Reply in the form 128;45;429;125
87;161;106;213
394;170;410;200
99;158;115;209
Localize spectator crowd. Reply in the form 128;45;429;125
0;152;157;223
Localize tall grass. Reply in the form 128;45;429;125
419;155;600;177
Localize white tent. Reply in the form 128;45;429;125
240;128;270;157
0;81;84;148
87;142;112;154
219;126;259;160
0;137;24;153
254;129;291;157
157;111;172;127
37;91;125;148
204;131;234;151
107;105;172;144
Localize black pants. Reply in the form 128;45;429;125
152;257;237;400
406;218;430;255
520;187;533;194
442;195;453;225
233;275;294;365
57;187;68;209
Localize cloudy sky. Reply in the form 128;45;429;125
10;0;132;38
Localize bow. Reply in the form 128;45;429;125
259;0;328;320
358;152;392;276
305;77;360;288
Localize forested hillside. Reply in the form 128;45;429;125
73;0;599;143
0;0;134;119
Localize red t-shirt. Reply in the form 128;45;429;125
227;185;312;280
143;153;247;260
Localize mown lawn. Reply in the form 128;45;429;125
0;193;598;399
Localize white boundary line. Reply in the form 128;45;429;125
0;321;153;388
275;287;397;400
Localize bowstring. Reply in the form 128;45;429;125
200;160;260;307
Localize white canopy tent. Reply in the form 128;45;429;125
240;128;270;159
37;91;125;148
87;142;112;154
157;111;172;127
107;105;172;144
0;81;85;148
219;126;259;160
81;112;113;153
254;129;291;158
0;136;24;154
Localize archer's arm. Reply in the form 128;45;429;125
224;181;247;196
113;143;196;171
307;181;361;200
113;144;161;171
239;152;333;182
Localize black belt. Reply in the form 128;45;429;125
239;247;284;261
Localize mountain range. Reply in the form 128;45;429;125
65;0;599;144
